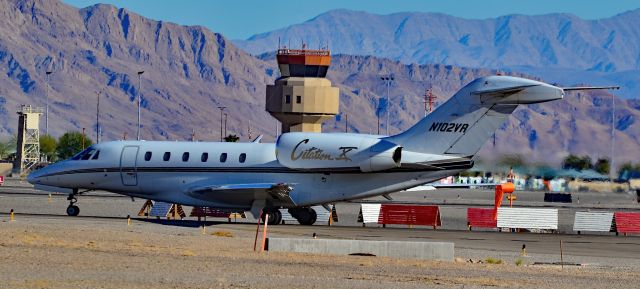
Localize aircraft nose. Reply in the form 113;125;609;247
27;171;38;184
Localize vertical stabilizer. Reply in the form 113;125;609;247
385;76;563;156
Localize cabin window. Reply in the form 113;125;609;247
296;95;301;103
239;153;246;163
201;152;209;162
182;152;190;162
144;151;152;161
91;150;100;160
219;153;227;163
71;147;93;160
285;95;291;104
163;152;171;161
81;149;96;160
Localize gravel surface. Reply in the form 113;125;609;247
1;216;639;289
1;180;639;288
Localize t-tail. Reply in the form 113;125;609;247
386;75;617;157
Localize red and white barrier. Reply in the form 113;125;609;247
378;204;441;229
467;208;497;230
614;212;640;234
573;211;614;233
497;207;558;230
358;204;382;224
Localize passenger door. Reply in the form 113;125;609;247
120;146;139;186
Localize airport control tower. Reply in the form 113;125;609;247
266;47;339;133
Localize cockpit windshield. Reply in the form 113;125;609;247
70;147;97;161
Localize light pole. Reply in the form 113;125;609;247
136;71;144;141
96;91;101;143
218;106;226;141
224;113;228;137
345;113;348;133
611;94;616;179
45;71;53;135
380;75;394;135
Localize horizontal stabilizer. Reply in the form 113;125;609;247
562;86;620;91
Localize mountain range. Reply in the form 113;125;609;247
237;9;640;99
0;0;638;167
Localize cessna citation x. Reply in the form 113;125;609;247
28;76;615;225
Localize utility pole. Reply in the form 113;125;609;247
380;75;394;135
248;120;252;140
45;70;53;136
82;128;86;149
136;71;144;141
96;91;101;143
217;106;226;141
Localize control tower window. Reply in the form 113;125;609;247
220;153;227;163
285;95;291;104
239;153;246;163
182;152;190;162
144;151;152;161
296;95;301;103
201;152;209;162
163;152;171;161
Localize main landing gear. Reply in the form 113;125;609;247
259;207;318;226
261;208;282;225
66;189;80;216
288;207;317;226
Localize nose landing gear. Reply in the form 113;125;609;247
66;190;80;216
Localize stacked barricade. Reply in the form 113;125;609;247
614;212;640;235
497;207;558;232
378;204;441;229
573;211;615;234
358;204;441;229
572;211;640;235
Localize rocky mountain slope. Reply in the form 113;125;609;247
237;9;640;99
0;0;637;166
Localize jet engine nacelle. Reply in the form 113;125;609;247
276;133;402;172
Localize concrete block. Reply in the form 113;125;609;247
267;238;454;261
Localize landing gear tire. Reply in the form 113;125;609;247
66;189;79;216
66;205;80;216
262;209;282;225
290;208;317;226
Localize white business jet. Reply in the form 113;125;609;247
27;76;614;225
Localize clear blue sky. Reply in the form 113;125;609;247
63;0;640;39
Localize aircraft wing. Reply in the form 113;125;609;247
404;183;499;192
186;182;297;207
430;183;499;188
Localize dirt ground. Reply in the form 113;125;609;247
1;216;638;289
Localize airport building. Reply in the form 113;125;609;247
265;47;339;133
